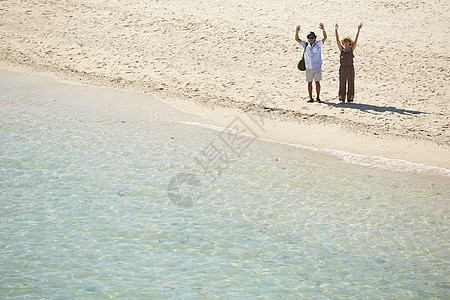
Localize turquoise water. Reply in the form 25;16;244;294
1;71;449;298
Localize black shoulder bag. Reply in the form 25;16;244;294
297;43;307;71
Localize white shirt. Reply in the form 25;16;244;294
300;40;323;69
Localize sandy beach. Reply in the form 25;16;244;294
1;0;449;169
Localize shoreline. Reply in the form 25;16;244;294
2;64;449;175
1;0;448;173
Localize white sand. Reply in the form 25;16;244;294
0;0;449;169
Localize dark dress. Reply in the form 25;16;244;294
339;47;355;102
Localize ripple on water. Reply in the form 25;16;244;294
1;72;449;298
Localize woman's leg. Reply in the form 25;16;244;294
339;67;346;102
347;68;355;102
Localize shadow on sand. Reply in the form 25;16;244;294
320;101;427;115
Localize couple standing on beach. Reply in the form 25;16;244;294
295;23;363;103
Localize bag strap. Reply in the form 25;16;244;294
302;42;308;57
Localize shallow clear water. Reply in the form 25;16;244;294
1;71;449;298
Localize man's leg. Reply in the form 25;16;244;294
314;67;323;102
308;81;313;102
315;81;321;101
306;69;314;102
